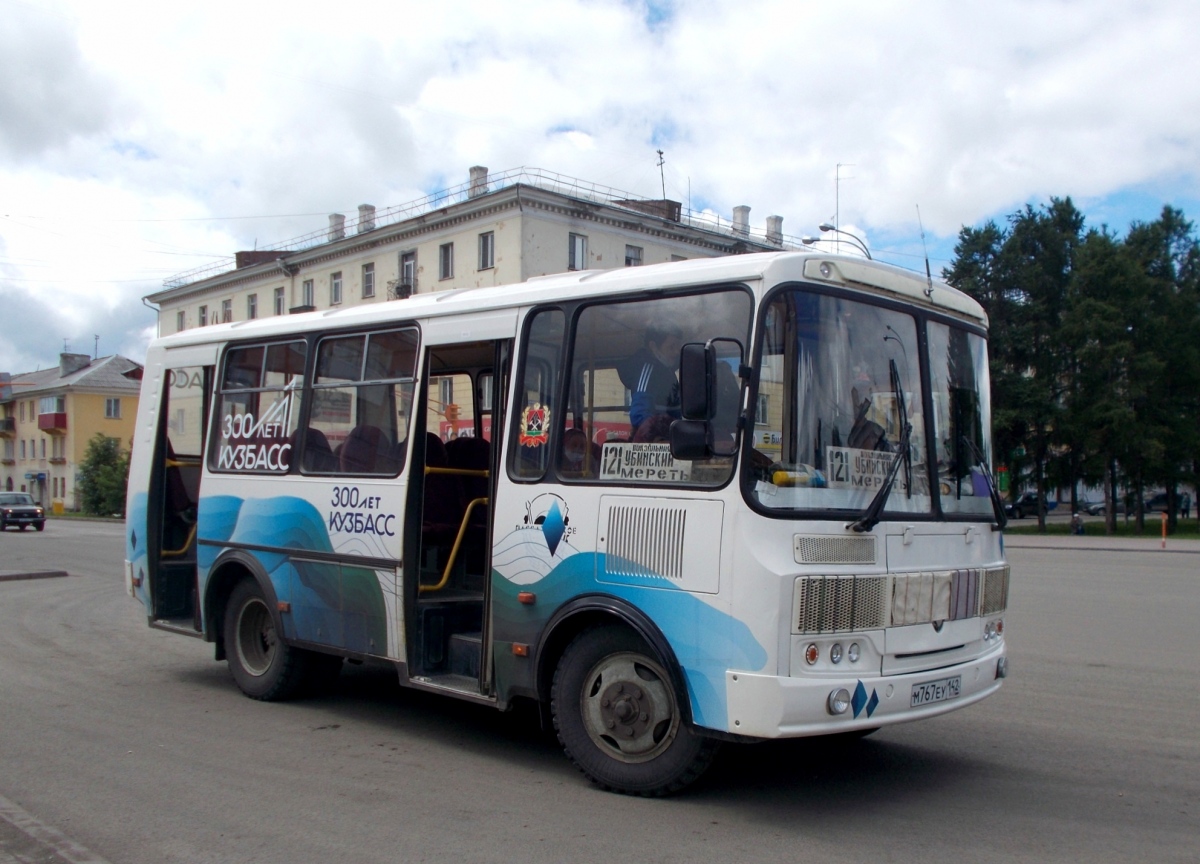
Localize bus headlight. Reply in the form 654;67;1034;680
848;642;860;663
830;643;843;664
827;688;852;715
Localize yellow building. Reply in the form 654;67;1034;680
0;353;143;510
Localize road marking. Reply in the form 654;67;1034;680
0;794;112;864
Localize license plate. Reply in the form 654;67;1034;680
911;675;961;707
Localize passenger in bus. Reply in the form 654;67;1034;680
559;427;597;477
619;323;682;429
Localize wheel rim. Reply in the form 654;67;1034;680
579;651;679;764
234;597;276;677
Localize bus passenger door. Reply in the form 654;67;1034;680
407;338;509;695
148;364;210;627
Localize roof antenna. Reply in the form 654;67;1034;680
916;204;934;298
656;150;666;200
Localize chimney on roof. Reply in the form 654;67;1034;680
766;215;784;246
469;166;489;198
357;204;376;233
732;205;751;238
328;213;346;241
59;353;90;377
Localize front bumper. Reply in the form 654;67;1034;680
723;644;1006;739
2;512;44;526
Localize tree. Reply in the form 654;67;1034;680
77;434;130;516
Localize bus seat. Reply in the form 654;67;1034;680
293;427;337;472
445;436;491;505
341;425;389;474
423;433;465;532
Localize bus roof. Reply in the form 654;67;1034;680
150;251;987;349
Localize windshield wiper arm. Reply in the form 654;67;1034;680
849;420;912;533
961;436;1008;530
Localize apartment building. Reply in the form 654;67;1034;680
0;354;143;509
147;166;791;333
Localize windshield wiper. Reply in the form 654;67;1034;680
849;360;912;533
961;436;1008;530
849;420;912;533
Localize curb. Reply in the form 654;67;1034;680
0;570;71;582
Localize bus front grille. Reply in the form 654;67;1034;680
793;534;876;565
794;566;1010;633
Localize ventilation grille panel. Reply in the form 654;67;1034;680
605;505;687;580
794;576;888;633
981;565;1010;616
794;534;876;565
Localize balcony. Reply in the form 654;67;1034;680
49;456;67;465
0;417;14;437
38;413;67;434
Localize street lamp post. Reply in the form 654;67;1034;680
801;223;872;259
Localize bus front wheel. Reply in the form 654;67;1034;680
224;578;309;701
551;625;719;796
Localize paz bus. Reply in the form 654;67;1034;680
125;251;1009;795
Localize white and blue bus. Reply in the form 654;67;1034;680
126;251;1009;795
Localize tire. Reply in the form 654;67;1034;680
34;522;45;532
224;578;310;701
551;625;719;796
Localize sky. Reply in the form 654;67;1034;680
3;0;1200;373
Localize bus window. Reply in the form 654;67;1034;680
511;309;564;480
310;328;417;475
561;289;751;486
210;340;306;475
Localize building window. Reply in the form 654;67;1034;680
247;294;258;319
199;305;208;327
105;398;121;419
176;310;186;332
569;233;587;270
756;393;769;425
39;396;64;414
20;440;25;460
478;232;494;270
40;439;45;458
19;402;24;422
302;280;314;307
400;251;417;294
221;299;232;323
439;243;454;280
274;286;285;315
625;245;643;267
330;272;342;305
361;262;375;299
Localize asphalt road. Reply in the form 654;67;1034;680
1;521;1197;863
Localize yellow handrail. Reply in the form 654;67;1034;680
419;497;488;593
161;522;197;558
425;466;489;478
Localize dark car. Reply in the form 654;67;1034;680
1005;491;1058;519
0;492;46;531
1142;492;1179;514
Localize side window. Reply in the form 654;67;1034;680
561;289;751;486
210;341;306;474
510;309;565;480
308;328;417;475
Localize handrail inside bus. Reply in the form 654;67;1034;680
425;466;489;478
160;522;197;558
419;497;489;594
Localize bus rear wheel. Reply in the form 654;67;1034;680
551;625;718;796
224;578;309;701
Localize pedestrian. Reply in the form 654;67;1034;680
1182;492;1191;519
1071;512;1085;536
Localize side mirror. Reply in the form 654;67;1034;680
673;338;744;458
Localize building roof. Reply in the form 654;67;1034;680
2;355;143;401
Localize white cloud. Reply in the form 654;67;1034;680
3;0;1200;370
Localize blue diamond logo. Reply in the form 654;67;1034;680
851;681;868;718
542;501;566;555
866;689;880;717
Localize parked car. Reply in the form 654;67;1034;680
1142;492;1179;514
0;492;46;531
1005;491;1057;519
1085;499;1121;516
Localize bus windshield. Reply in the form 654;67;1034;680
749;287;992;517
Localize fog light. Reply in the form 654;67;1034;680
996;657;1009;679
984;621;996;641
848;642;860;663
804;643;819;665
830;643;843;664
827;688;852;715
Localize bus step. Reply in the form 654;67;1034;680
449;631;482;678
